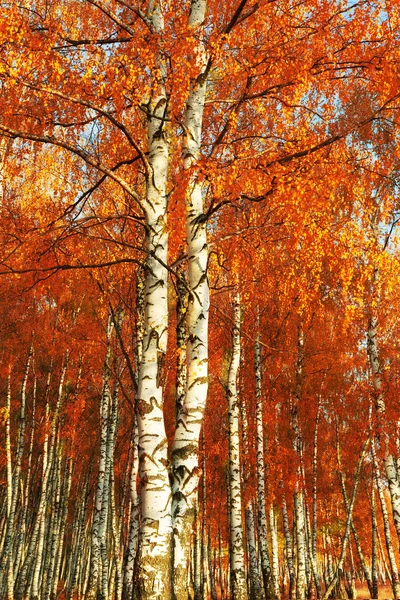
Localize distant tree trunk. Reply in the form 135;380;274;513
292;322;306;600
371;479;378;599
68;472;90;599
241;394;263;600
5;369;13;600
371;436;400;600
322;439;369;600
367;265;400;548
311;398;322;598
201;433;209;600
269;505;281;600
0;348;32;597
255;322;272;599
123;416;140;600
87;317;113;600
337;436;373;597
281;488;295;600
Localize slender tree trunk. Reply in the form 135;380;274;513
269;505;281;600
322;439;369;600
338;444;373;597
371;437;400;600
87;318;113;600
311;398;322;598
367;265;400;548
175;267;188;422
292;322;306;600
282;489;295;600
227;297;248;600
171;2;209;598
123;416;140;600
5;369;13;600
295;492;307;600
255;323;272;599
135;5;172;594
0;348;32;597
241;395;263;600
371;479;378;599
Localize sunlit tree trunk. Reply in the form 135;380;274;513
367;265;400;548
171;1;209;598
255;322;272;599
311;398;322;598
68;472;90;599
14;375;37;579
123;417;140;600
269;505;281;600
135;3;172;595
31;355;68;600
371;436;400;600
0;349;32;597
5;369;13;600
371;479;378;599
44;435;64;600
322;439;369;600
338;450;373;597
241;390;263;600
281;488;295;600
227;296;248;600
292;322;306;600
87;317;113;600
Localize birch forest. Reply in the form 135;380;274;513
1;1;400;599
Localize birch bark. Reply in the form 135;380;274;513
371;436;400;600
322;439;369;600
241;385;263;600
227;297;248;600
87;317;113;600
171;2;209;598
123;416;140;600
135;3;172;596
1;348;33;599
255;324;272;598
5;369;13;600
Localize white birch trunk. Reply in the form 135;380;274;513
281;489;295;600
171;2;209;598
14;376;37;579
135;4;172;596
294;492;307;600
87;318;113;600
255;324;272;598
227;297;248;600
31;356;67;600
270;506;281;600
322;439;369;600
368;306;400;549
5;369;13;600
371;479;378;599
2;348;33;600
123;417;140;600
240;387;263;600
371;436;400;600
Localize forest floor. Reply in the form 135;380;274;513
355;583;394;599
